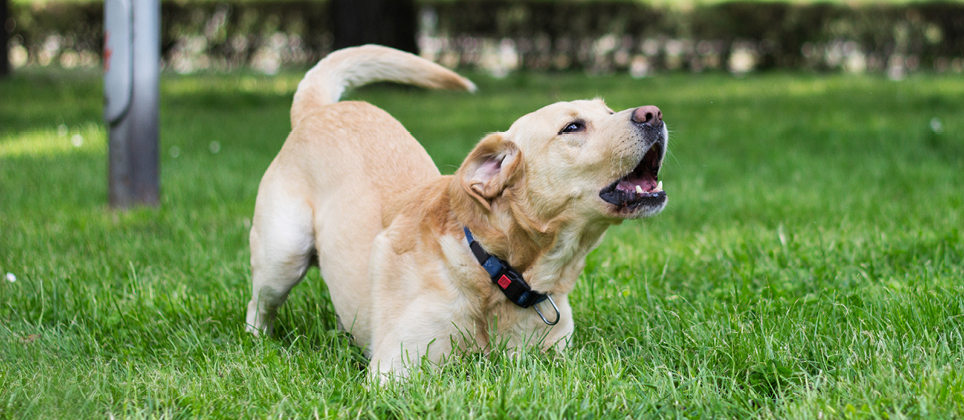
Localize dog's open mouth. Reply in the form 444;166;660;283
599;140;666;212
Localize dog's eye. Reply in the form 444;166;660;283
559;122;585;134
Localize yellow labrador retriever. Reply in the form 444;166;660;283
246;45;667;379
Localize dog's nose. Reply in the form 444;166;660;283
632;106;663;127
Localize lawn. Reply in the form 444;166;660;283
1;68;962;419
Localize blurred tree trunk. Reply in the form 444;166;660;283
1;0;9;76
331;0;417;54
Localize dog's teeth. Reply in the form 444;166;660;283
635;185;644;195
655;181;663;192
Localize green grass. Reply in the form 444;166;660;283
1;68;963;419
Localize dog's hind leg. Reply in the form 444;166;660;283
245;189;316;336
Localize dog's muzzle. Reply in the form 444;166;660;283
599;106;667;214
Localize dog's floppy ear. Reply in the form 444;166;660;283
458;133;523;211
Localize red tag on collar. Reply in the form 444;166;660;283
497;275;512;290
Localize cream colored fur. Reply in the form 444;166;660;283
245;45;668;380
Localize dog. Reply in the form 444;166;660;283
245;45;668;379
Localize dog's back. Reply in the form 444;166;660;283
246;45;475;347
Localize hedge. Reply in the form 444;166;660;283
6;1;964;75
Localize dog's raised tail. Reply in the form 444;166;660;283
290;45;476;127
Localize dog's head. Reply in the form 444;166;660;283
456;99;667;229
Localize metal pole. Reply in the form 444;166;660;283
128;0;160;206
106;0;160;208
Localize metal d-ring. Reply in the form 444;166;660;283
533;294;561;326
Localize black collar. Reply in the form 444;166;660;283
463;227;560;325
